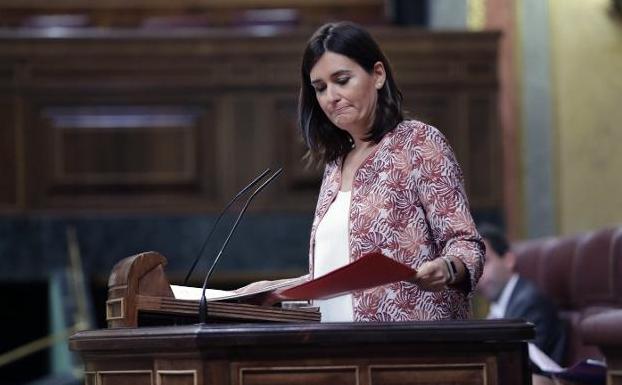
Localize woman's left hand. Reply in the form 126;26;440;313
410;259;449;292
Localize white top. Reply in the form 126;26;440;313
313;190;354;322
487;274;519;319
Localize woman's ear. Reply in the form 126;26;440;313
373;61;386;89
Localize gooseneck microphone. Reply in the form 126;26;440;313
183;168;271;285
198;168;283;324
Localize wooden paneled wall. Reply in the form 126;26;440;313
0;0;386;28
0;28;501;215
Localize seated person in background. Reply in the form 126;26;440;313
477;224;566;384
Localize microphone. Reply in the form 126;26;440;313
183;168;272;285
199;168;283;324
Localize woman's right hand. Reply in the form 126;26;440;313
410;259;449;292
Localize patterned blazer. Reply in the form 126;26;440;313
309;120;484;321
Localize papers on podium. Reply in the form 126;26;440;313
171;252;416;305
528;343;606;385
171;275;309;303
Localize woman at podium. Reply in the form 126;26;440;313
298;22;484;322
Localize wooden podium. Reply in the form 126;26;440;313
70;320;533;385
70;251;535;385
105;251;320;327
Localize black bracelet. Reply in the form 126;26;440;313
442;256;458;284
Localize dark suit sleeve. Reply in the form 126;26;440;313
505;279;566;364
513;295;556;351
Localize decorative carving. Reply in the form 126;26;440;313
368;363;487;385
157;370;197;385
238;366;358;385
97;370;153;385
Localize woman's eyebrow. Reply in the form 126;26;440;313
330;69;351;78
311;69;352;85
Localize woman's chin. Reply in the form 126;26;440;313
332;117;358;131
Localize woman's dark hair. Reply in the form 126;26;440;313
478;223;510;257
298;21;403;164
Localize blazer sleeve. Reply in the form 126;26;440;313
412;124;485;293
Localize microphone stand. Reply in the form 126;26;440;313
198;168;283;324
183;168;271;285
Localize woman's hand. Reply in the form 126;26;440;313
411;256;467;292
410;258;450;292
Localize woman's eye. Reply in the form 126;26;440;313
336;77;349;85
314;85;326;93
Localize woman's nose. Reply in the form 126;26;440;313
326;84;341;103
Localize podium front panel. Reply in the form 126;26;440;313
70;320;533;385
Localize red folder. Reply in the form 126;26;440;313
265;252;416;304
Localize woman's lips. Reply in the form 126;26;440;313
333;105;351;116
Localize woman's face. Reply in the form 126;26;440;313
309;51;385;136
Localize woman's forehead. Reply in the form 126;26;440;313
310;52;360;79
